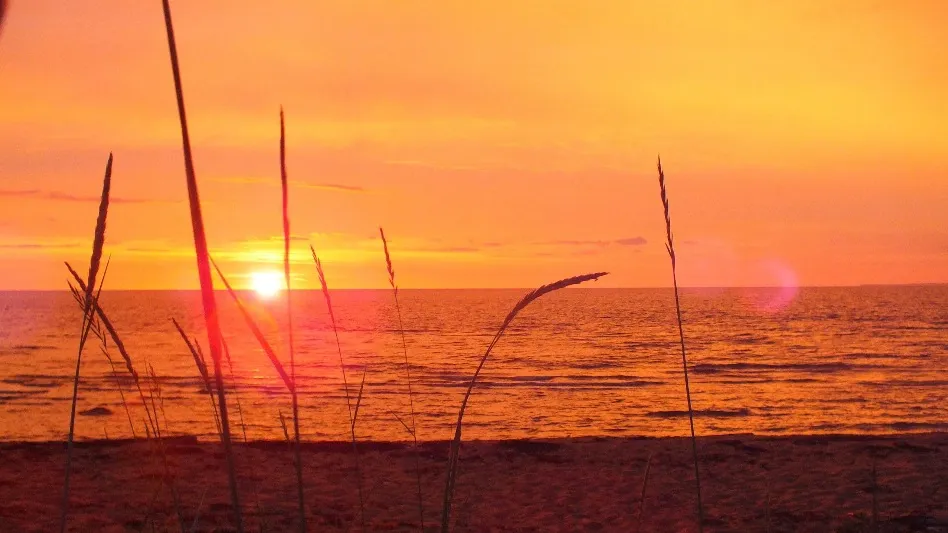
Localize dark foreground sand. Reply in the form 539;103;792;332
1;433;946;532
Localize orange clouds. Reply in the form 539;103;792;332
0;1;946;289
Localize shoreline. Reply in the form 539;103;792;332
3;432;947;532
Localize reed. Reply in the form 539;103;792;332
210;259;292;390
66;262;137;440
279;108;307;533
160;2;242;529
60;153;112;533
635;452;653;532
379;227;425;530
440;271;608;532
66;262;185;531
65;263;158;434
170;318;223;438
310;246;366;530
656;156;704;531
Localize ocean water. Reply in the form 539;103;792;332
0;286;945;442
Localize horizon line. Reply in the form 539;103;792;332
2;282;945;292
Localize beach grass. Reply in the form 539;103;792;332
160;1;243;528
380;227;426;530
657;155;705;531
60;153;111;533
440;271;608;532
279;107;308;533
311;245;367;530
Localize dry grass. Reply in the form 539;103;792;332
171;318;223;439
380;227;426;530
280;108;308;533
657;155;704;532
159;1;243;529
311;246;367;530
440;271;608;532
60;153;112;533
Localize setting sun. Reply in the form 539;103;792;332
249;270;282;299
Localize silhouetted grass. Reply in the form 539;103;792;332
279;108;307;533
379;227;425;530
657;156;704;531
311;246;366;530
60;153;112;533
160;2;243;529
171;318;223;438
440;271;608;532
66;259;138;439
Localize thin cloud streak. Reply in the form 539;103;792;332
212;176;367;193
0;189;171;204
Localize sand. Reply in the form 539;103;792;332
1;433;946;532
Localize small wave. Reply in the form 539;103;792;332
691;362;877;374
645;408;751;418
889;421;948;431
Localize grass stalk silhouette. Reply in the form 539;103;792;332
66;260;138;440
657;156;704;531
279;108;307;533
160;1;243;529
379;227;425;530
440;271;608;533
171;319;223;439
635;452;653;532
311;246;367;530
60;153;112;533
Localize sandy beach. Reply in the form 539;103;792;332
2;432;946;532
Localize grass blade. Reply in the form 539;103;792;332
160;2;242;528
657;156;704;531
311;247;366;530
635;453;653;532
61;153;112;533
380;227;425;530
440;271;608;532
280;108;307;533
210;258;292;390
170;318;223;439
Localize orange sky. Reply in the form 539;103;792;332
0;1;946;289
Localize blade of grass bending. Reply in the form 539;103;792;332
66;262;157;434
61;153;112;533
72;257;138;440
379;227;425;530
210;258;292;390
170;318;222;439
279;108;307;533
440;271;608;532
65;263;184;530
657;156;704;532
160;2;242;529
310;246;366;530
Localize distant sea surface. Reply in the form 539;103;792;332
0;287;945;442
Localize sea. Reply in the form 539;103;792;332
0;286;945;442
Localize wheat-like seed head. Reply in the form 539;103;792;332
379;227;397;294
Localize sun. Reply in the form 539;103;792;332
249;271;283;299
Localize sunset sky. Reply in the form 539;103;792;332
0;1;945;289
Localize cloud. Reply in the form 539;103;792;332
0;189;169;204
538;237;647;247
0;242;79;250
213;177;367;193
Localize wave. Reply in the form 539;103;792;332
645;408;751;418
691;362;880;374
